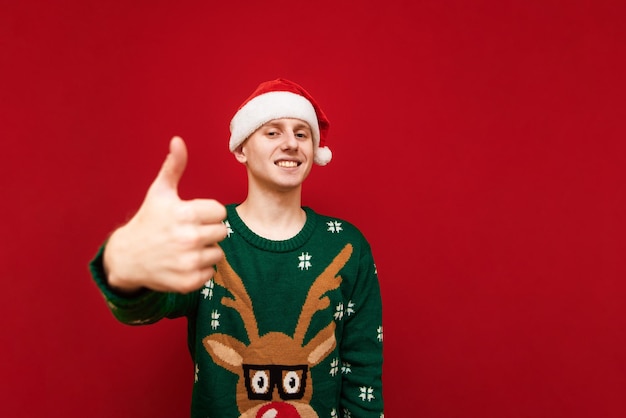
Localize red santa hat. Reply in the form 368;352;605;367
229;78;332;166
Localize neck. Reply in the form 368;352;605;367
236;186;305;240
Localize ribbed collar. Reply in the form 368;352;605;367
226;204;317;253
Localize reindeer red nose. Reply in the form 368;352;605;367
256;402;300;418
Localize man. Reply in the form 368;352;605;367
91;78;384;417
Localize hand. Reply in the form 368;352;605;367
103;136;228;294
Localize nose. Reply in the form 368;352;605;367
256;402;300;417
281;131;299;150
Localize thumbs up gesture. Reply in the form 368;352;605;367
103;136;228;294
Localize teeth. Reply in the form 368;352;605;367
276;161;298;168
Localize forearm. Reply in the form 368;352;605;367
339;248;385;416
89;244;194;325
339;304;384;415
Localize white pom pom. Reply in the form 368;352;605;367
314;146;332;166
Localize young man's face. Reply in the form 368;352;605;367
235;118;315;192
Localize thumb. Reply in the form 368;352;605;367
151;136;188;194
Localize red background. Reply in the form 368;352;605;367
2;1;625;417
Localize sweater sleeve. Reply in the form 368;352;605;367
339;241;384;416
88;244;197;325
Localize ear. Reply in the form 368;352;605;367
233;144;247;164
304;322;337;366
203;334;247;374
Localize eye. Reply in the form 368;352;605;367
282;371;302;394
295;131;309;139
251;370;270;394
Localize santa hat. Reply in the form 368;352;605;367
229;78;332;166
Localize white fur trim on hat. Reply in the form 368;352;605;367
229;91;321;152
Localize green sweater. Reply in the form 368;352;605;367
90;204;384;417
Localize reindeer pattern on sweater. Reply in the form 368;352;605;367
193;205;383;417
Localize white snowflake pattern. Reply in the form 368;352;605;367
341;362;352;374
211;310;221;329
200;279;214;300
380;414;385;418
345;300;355;317
224;220;234;237
377;325;383;342
194;363;199;383
329;358;339;376
330;408;338;418
334;302;344;320
327;220;343;233
342;408;352;417
359;386;375;402
298;252;312;270
374;263;378;275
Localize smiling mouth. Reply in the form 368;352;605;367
275;160;300;168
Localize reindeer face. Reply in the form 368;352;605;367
202;244;353;418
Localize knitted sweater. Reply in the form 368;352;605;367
90;204;384;417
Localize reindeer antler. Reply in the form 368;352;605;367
213;257;260;341
293;244;353;344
